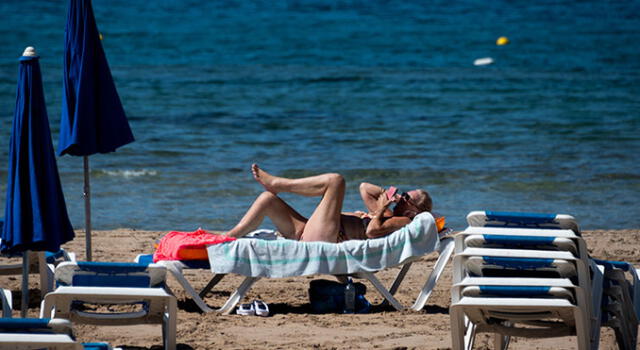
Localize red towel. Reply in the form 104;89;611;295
153;228;236;262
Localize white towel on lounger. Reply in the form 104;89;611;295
206;212;439;278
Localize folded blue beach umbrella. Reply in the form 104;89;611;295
59;0;134;260
2;47;75;316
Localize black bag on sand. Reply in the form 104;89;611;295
308;279;371;314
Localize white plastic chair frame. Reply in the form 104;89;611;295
451;247;602;350
454;227;604;339
40;262;176;350
145;237;454;314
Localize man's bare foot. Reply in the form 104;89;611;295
251;163;278;193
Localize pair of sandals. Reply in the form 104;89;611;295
236;300;269;317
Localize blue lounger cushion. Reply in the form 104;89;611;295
55;261;167;288
467;211;580;234
460;285;575;302
0;317;73;335
137;253;211;269
465;256;577;278
464;234;578;256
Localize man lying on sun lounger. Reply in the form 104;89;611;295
225;164;432;243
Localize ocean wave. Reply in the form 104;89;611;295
98;169;158;178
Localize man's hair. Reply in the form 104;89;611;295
413;189;432;213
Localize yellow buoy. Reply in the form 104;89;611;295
99;33;103;41
496;36;509;46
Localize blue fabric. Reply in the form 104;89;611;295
593;258;631;272
485;211;558;227
45;250;66;263
479;285;551;297
178;259;211;269
72;274;150;287
77;261;149;273
0;317;52;329
482;257;554;270
82;343;111;350
139;253;211;269
483;234;555;246
137;254;154;265
1;55;75;254
72;262;151;287
58;0;134;156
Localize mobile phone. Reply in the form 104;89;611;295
386;186;398;200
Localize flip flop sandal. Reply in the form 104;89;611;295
236;302;255;316
253;300;270;317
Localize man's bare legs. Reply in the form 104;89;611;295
226;191;307;239
252;164;338;195
231;164;345;242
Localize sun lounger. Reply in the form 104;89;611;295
207;212;452;313
143;212;453;314
0;317;117;350
40;261;177;350
450;212;604;350
451;277;591;349
466;211;580;233
0;289;11;318
593;259;639;349
0;291;114;350
0;247;76;296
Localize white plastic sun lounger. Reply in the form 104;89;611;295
450;212;605;350
594;259;639;349
466;211;580;233
143;212;453;314
40;261;176;350
0;317;78;350
452;248;600;350
0;248;75;296
0;318;118;350
451;276;592;350
205;212;453;314
0;289;11;318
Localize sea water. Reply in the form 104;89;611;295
0;0;638;231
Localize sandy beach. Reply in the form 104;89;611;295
1;227;638;349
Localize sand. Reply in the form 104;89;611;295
1;228;639;349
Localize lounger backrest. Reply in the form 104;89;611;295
466;211;580;234
0;317;73;335
464;234;578;256
464;256;578;278
55;261;166;288
460;285;575;302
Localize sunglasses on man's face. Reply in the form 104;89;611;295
400;192;418;207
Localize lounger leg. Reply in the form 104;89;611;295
164;263;215;313
199;274;225;298
217;277;259;315
359;272;404;311
634;268;640;320
493;330;510;350
388;262;412;296
1;289;12;318
37;252;56;295
574;307;590;350
411;239;454;311
40;294;55;318
163;295;177;350
463;317;476;350
589;263;605;348
449;306;469;350
378;263;413;308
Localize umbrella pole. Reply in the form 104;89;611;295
83;156;92;261
21;251;29;317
